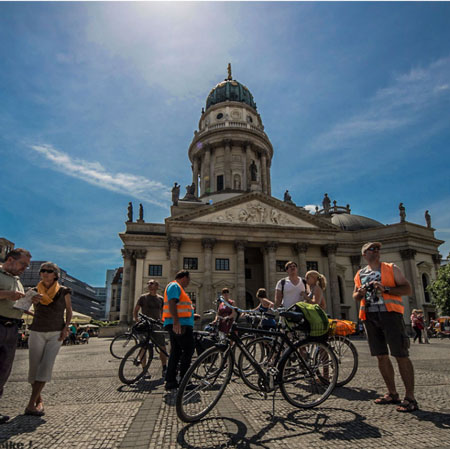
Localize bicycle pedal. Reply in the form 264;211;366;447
259;391;268;399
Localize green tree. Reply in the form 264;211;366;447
427;264;450;316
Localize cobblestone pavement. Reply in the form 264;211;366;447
1;337;449;449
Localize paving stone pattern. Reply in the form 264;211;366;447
1;338;449;449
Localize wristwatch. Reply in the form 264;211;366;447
383;286;391;294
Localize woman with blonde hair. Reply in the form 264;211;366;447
305;270;327;311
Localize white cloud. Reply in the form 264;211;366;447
309;57;450;153
36;243;119;256
30;144;171;208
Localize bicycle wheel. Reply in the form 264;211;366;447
176;346;233;423
110;333;138;359
238;337;279;391
328;335;358;387
119;343;154;384
279;341;338;408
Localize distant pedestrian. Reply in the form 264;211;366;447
212;288;237;334
411;309;423;344
0;248;31;424
25;262;72;416
162;270;194;391
254;288;276;330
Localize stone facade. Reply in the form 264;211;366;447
118;69;444;324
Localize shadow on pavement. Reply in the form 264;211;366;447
0;415;45;442
330;386;379;401
414;410;450;429
176;407;382;448
117;376;164;393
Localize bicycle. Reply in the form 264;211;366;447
118;313;169;384
110;325;139;360
176;301;338;423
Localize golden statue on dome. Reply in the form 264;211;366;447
227;63;232;80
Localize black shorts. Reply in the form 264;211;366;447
364;311;410;358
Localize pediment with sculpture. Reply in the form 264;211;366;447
190;199;318;228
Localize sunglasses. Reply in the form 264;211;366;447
367;247;380;252
222;290;229;294
148;282;158;286
40;269;55;274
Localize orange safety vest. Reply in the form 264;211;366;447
354;262;404;321
162;280;193;322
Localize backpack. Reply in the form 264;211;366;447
285;301;330;337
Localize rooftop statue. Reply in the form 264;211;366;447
283;190;295;206
250;160;257;182
172;182;180;206
399;202;406;222
127;202;133;222
227;63;232;80
322;193;331;213
425;210;431;228
138;203;144;222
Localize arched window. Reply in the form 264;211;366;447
422;274;430;303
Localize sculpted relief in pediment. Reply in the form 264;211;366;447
191;200;317;228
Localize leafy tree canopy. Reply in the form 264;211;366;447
427;264;450;316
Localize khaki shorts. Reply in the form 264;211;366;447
364;311;410;358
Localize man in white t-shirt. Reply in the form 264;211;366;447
274;261;307;309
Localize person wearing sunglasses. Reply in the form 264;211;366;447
353;242;418;413
133;279;167;377
25;262;72;416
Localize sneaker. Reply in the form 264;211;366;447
165;381;179;391
0;414;10;424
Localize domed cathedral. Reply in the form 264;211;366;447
117;65;444;326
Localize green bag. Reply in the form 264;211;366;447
286;301;329;337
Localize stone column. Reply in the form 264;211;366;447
244;142;251;190
261;153;267;194
223;139;232;190
128;253;137;323
133;249;147;308
432;253;442;276
322;244;340;318
202;238;216;312
120;248;133;324
168;237;182;280
203;146;211;195
400;248;418;311
234;240;247;309
265;241;278;297
266;160;272;195
192;157;199;198
294;243;309;276
262;247;270;293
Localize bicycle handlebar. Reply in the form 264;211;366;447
137;312;163;327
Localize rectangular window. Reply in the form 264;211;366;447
187;292;197;304
148;264;163;277
217;175;224;191
183;257;198;270
306;261;318;272
276;260;288;272
215;258;230;271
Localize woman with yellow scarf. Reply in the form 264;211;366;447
25;262;72;416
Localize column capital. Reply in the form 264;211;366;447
168;236;182;250
432;253;442;265
321;244;338;256
294;242;309;254
121;248;134;259
202;238;217;249
265;241;278;252
243;140;252;149
134;249;147;259
234;240;247;251
222;138;232;147
400;248;417;260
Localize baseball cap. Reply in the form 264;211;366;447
361;242;382;255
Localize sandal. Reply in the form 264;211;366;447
397;398;419;413
24;408;45;417
374;393;401;405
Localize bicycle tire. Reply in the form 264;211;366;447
232;334;255;376
328;335;358;387
118;343;154;384
110;333;138;359
238;337;280;391
176;345;233;423
279;340;338;408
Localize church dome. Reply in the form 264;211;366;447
331;213;383;231
206;65;257;111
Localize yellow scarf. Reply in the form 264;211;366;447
37;281;61;305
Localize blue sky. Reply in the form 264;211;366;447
1;2;449;287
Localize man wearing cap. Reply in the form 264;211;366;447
133;279;167;377
353;242;418;412
0;248;31;423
